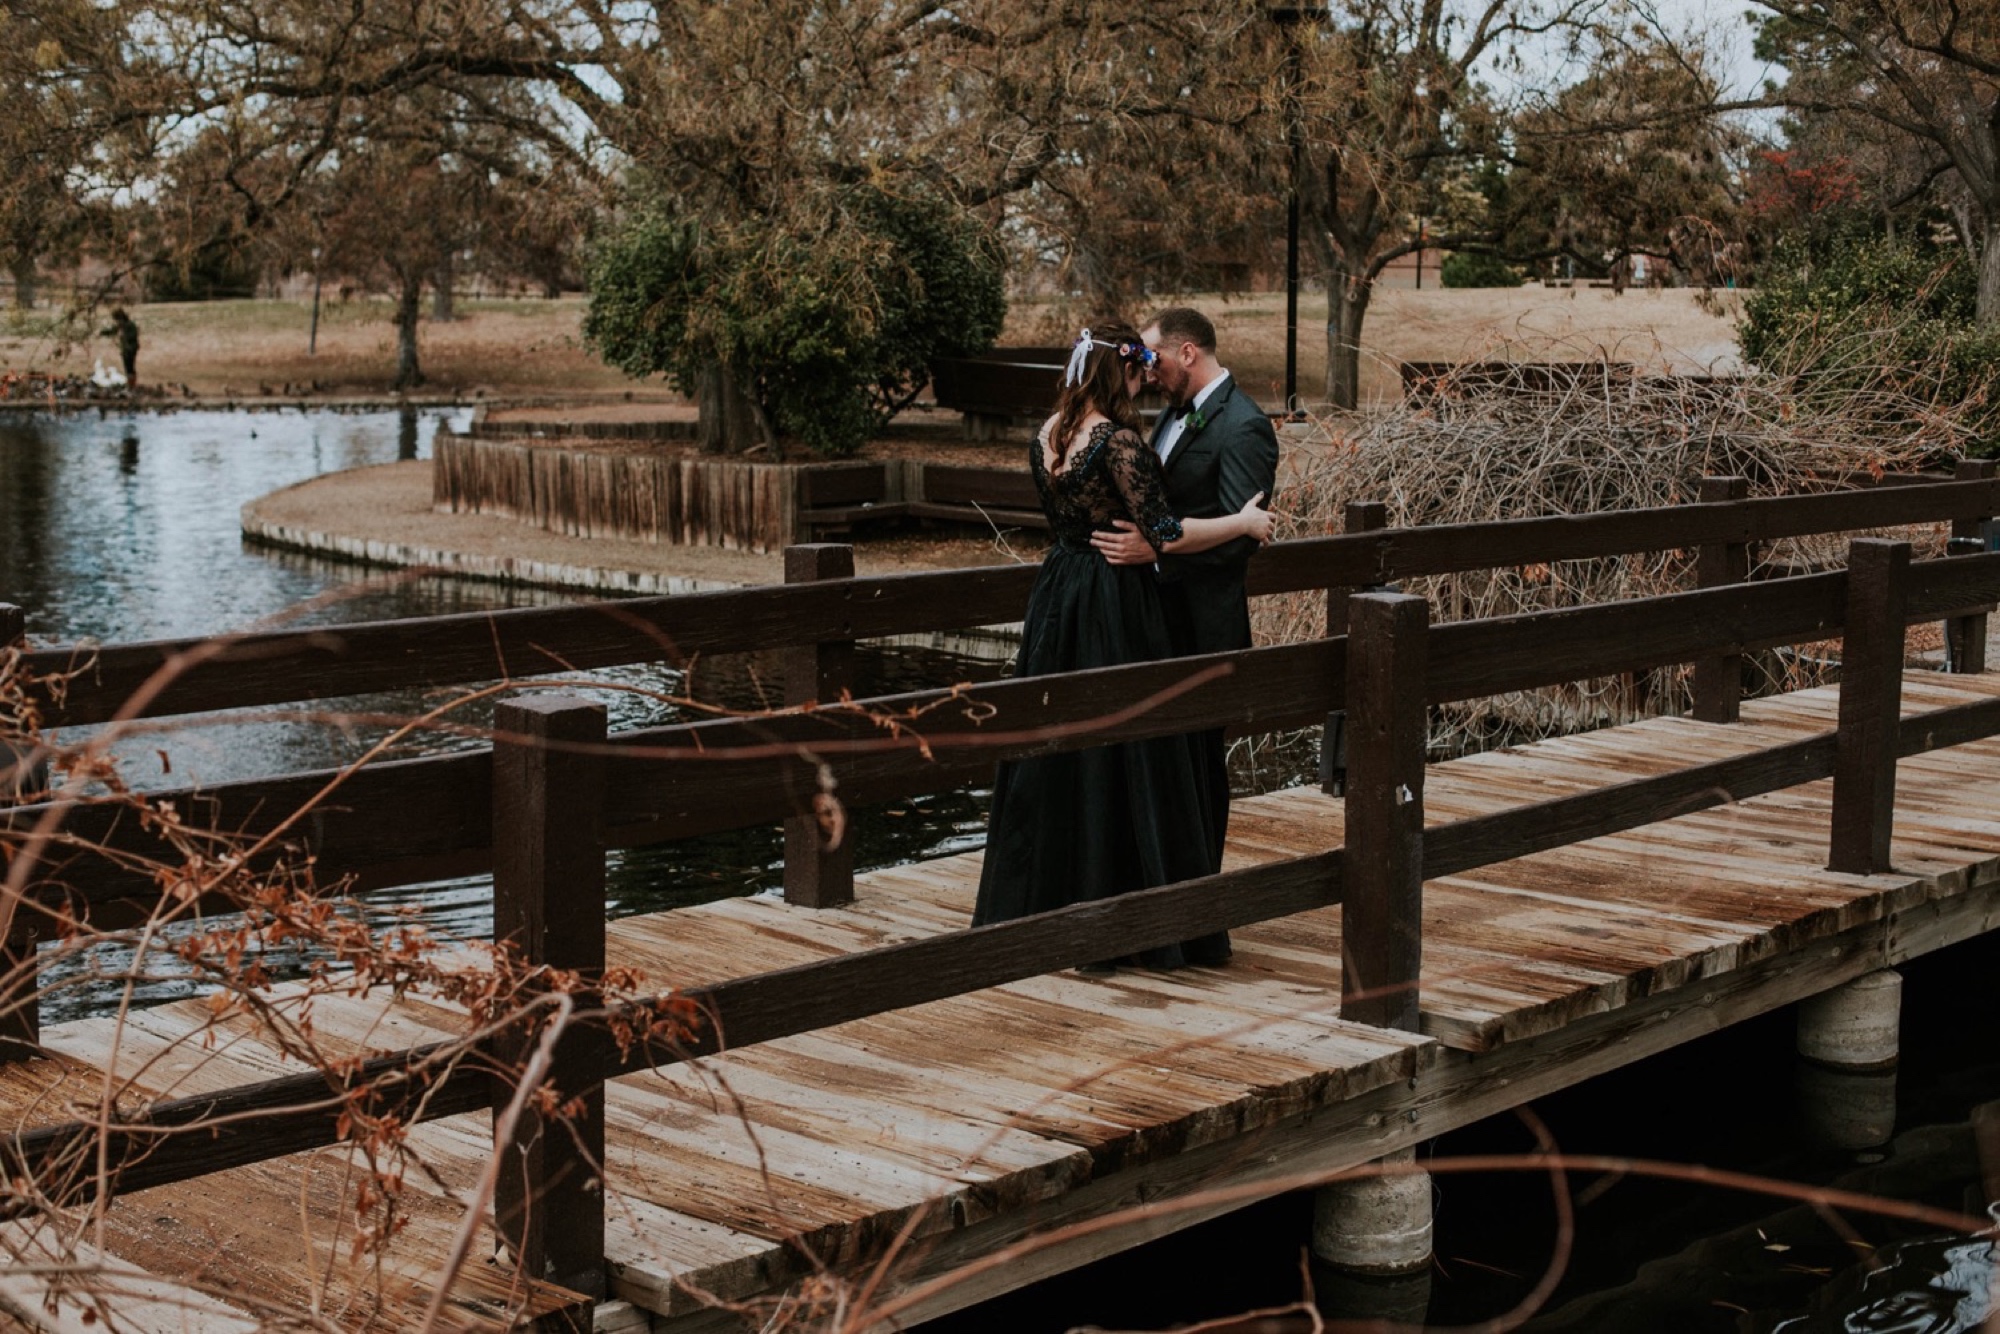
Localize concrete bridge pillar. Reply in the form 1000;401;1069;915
1797;969;1902;1070
1795;969;1901;1152
1311;1148;1433;1275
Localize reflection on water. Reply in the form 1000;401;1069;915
1769;1224;1996;1333
1;408;1015;1022
0;407;479;644
1797;1063;1900;1153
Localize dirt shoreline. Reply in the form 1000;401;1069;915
0;394;486;415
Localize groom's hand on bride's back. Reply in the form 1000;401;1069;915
1090;521;1157;565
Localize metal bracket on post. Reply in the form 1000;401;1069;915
1340;591;1429;1033
1946;459;1996;674
491;693;608;1308
783;544;857;908
1322;501;1389;796
1691;476;1750;722
1829;541;1910;876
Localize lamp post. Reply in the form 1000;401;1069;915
1270;5;1327;418
308;246;323;357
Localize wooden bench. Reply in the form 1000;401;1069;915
798;460;1050;536
929;346;1069;440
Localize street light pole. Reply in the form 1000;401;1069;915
1280;10;1312;414
1286;175;1301;413
1273;5;1319;416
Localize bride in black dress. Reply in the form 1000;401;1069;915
971;325;1274;969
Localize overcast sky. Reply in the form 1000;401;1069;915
1639;0;1784;99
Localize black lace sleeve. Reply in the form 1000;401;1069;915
1105;428;1184;550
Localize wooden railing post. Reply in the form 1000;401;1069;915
1340;591;1429;1033
1691;475;1751;722
491;693;607;1306
1829;540;1909;876
1321;501;1389;796
783;543;856;908
1;603;40;1060
1945;458;1995;674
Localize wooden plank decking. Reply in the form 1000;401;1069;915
8;670;2000;1331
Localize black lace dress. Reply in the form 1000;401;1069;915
970;421;1229;967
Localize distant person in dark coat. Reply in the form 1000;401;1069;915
104;308;140;384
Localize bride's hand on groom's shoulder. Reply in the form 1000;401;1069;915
1091;521;1156;565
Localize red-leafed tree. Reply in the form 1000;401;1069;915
1753;0;2000;324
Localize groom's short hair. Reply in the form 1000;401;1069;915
1151;307;1217;355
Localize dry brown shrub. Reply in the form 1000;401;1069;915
0;639;705;1330
1251;365;1973;759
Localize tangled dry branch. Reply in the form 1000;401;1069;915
1249;363;1971;759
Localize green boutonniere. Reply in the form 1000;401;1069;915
1182;407;1208;436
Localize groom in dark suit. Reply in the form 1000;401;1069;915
1091;306;1279;963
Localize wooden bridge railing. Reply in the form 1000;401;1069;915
15;467;1999;729
4;472;2000;1312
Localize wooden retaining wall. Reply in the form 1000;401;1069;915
434;436;1043;552
432;434;810;552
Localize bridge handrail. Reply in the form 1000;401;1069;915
13;551;2000;928
14;472;1999;728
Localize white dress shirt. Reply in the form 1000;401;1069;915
1154;370;1231;465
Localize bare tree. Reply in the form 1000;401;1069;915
1506;37;1749;287
303;92;579;388
0;0;134;310
1280;0;1625;408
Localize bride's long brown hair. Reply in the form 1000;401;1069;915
1046;323;1146;471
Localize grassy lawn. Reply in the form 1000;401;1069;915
0;296;647;400
1009;286;1744;411
1;285;1743;407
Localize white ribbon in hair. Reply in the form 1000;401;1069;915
1063;328;1097;387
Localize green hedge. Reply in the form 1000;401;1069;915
1440;251;1525;289
1740;230;2000;445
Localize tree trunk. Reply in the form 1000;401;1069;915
432;252;456;322
394;276;425;391
9;256;35;311
696;363;762;453
1978;214;2000;330
1324;266;1373;411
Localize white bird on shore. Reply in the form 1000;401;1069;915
91;359;128;389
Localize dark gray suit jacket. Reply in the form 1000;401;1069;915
1149;375;1280;656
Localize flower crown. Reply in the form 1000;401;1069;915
1062;328;1158;386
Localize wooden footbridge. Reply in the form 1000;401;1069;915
5;467;2000;1330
